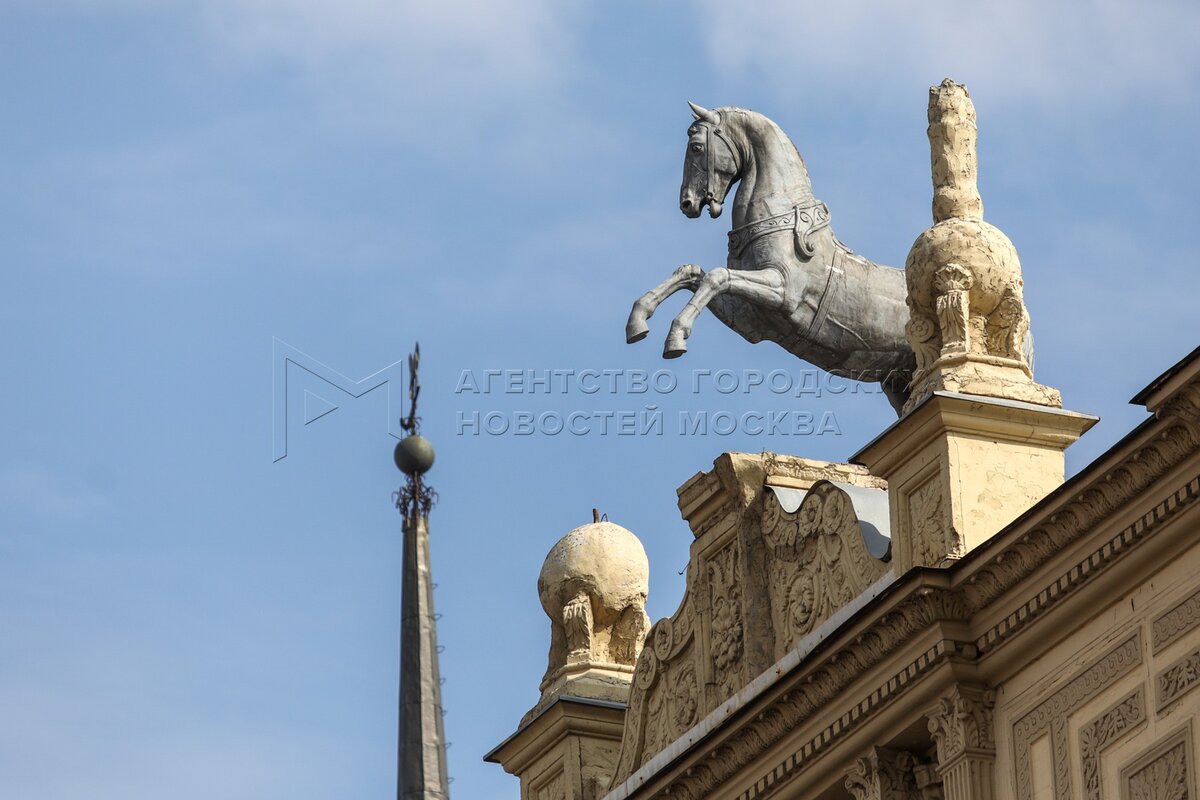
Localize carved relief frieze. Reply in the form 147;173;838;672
1157;646;1200;712
633;627;973;800
908;473;954;568
1080;687;1147;800
1154;589;1200;654
609;472;894;787
1121;725;1195;800
761;482;889;654
605;470;1198;800
1158;381;1200;426
708;541;745;703
1013;633;1143;800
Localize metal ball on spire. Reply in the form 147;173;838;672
394;434;435;476
394;342;438;517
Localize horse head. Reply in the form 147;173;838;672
680;102;740;220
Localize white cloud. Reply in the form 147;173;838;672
692;0;1200;110
189;0;579;108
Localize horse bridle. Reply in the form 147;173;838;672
693;118;739;210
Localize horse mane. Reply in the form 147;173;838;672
715;106;807;173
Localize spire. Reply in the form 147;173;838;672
393;343;449;800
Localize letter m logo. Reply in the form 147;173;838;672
272;338;407;462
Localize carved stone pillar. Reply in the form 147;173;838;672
853;393;1095;571
485;697;627;800
926;685;997;800
844;747;921;800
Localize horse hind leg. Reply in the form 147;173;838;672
626;263;704;344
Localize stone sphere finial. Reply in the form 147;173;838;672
535;515;650;698
393;434;435;476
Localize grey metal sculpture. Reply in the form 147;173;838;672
626;103;915;413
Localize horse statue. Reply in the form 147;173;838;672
625;102;915;414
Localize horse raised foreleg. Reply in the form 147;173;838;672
626;263;704;343
664;267;786;358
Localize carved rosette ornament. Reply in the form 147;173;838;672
927;685;997;800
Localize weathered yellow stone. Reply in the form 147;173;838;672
853;391;1095;571
486;696;627;800
904;79;1060;415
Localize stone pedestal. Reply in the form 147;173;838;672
485;695;628;800
853;392;1096;572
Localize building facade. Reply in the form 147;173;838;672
490;346;1200;800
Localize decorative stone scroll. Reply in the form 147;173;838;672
762;481;891;654
608;453;891;787
595;366;1200;800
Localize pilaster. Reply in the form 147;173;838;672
926;685;997;800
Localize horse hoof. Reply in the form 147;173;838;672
663;337;687;359
626;317;650;344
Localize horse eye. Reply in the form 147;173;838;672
690;143;704;153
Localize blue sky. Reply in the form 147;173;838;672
2;2;1197;798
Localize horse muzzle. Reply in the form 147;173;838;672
680;196;703;218
680;194;722;219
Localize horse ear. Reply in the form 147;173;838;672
688;101;717;124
